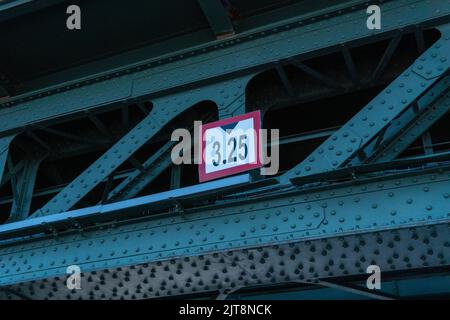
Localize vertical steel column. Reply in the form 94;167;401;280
9;156;44;221
0;135;16;185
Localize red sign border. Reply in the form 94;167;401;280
198;110;262;182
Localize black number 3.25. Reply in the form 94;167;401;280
211;134;249;167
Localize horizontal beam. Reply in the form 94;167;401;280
0;0;69;23
2;221;449;299
0;174;254;240
0;0;449;137
1;162;450;286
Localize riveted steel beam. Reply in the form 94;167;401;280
106;140;176;202
29;77;251;218
280;25;450;184
106;109;222;203
358;78;450;161
0;174;254;241
361;79;450;163
1;0;449;137
0;168;149;206
0;78;132;137
2;163;450;287
350;76;450;165
1;222;448;299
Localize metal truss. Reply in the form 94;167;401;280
106;141;176;202
1;162;450;287
0;0;444;221
280;24;450;183
105;111;221;203
1;0;449;135
1;0;450;300
359;77;450;163
0;136;14;181
9;155;45;222
30;76;251;218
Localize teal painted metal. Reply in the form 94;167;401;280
30;77;251;218
106;140;176;202
1;163;450;286
198;0;235;38
0;0;449;136
355;76;450;164
9;155;44;222
364;79;450;163
107;111;219;202
1;0;450;300
280;24;450;184
0;173;253;241
1;220;448;299
0;135;15;182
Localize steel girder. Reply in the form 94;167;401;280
106;140;176;202
1;0;450;300
1;163;450;287
360;78;450;163
0;0;448;137
279;24;450;183
351;76;450;162
0;220;448;299
30;76;251;218
105;110;223;203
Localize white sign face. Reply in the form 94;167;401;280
199;111;262;182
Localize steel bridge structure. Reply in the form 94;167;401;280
0;0;450;300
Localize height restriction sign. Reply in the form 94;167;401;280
199;110;262;182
